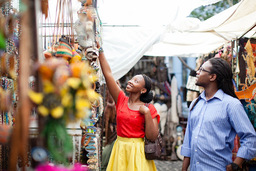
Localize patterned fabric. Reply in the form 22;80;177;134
56;37;72;59
181;89;256;171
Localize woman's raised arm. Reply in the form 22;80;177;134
98;49;121;103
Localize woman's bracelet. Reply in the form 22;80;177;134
99;47;104;53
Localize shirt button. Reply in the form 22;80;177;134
197;162;199;164
195;149;197;152
195;136;197;139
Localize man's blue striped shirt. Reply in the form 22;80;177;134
181;89;256;171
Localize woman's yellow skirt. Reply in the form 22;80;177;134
106;136;157;171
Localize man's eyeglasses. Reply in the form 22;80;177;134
198;67;211;73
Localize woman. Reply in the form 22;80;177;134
98;46;160;171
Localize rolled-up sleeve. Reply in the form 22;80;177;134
181;113;192;157
228;101;256;160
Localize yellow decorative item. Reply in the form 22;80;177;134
38;105;49;116
87;89;100;101
51;106;64;119
61;93;72;107
76;89;87;97
89;75;98;83
83;79;91;89
76;99;91;110
70;48;82;63
43;81;55;93
67;78;81;89
28;90;43;104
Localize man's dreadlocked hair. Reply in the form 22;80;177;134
208;58;237;99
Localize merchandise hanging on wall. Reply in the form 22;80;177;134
1;0;105;170
0;1;20;170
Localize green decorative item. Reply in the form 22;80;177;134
42;118;73;165
0;31;6;49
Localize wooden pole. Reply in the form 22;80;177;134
9;0;35;170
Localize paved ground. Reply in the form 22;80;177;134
154;160;185;171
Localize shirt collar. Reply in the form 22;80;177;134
200;89;224;101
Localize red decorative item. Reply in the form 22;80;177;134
232;135;240;161
0;124;12;144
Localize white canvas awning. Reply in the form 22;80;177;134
146;0;256;57
99;0;256;80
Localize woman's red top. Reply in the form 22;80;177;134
116;91;160;138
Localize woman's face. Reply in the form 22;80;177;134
126;75;145;93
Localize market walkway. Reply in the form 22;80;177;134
154;160;185;171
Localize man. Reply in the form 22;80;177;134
181;58;256;171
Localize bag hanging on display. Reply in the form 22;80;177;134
144;103;163;160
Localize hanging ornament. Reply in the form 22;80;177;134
41;0;49;19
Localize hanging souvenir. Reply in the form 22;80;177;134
28;58;100;164
41;0;49;19
56;35;73;60
243;39;256;84
74;0;99;63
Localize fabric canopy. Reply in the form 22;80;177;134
97;0;222;26
100;0;256;80
146;0;256;57
101;26;163;81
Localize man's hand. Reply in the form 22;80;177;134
226;164;233;171
226;163;242;171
